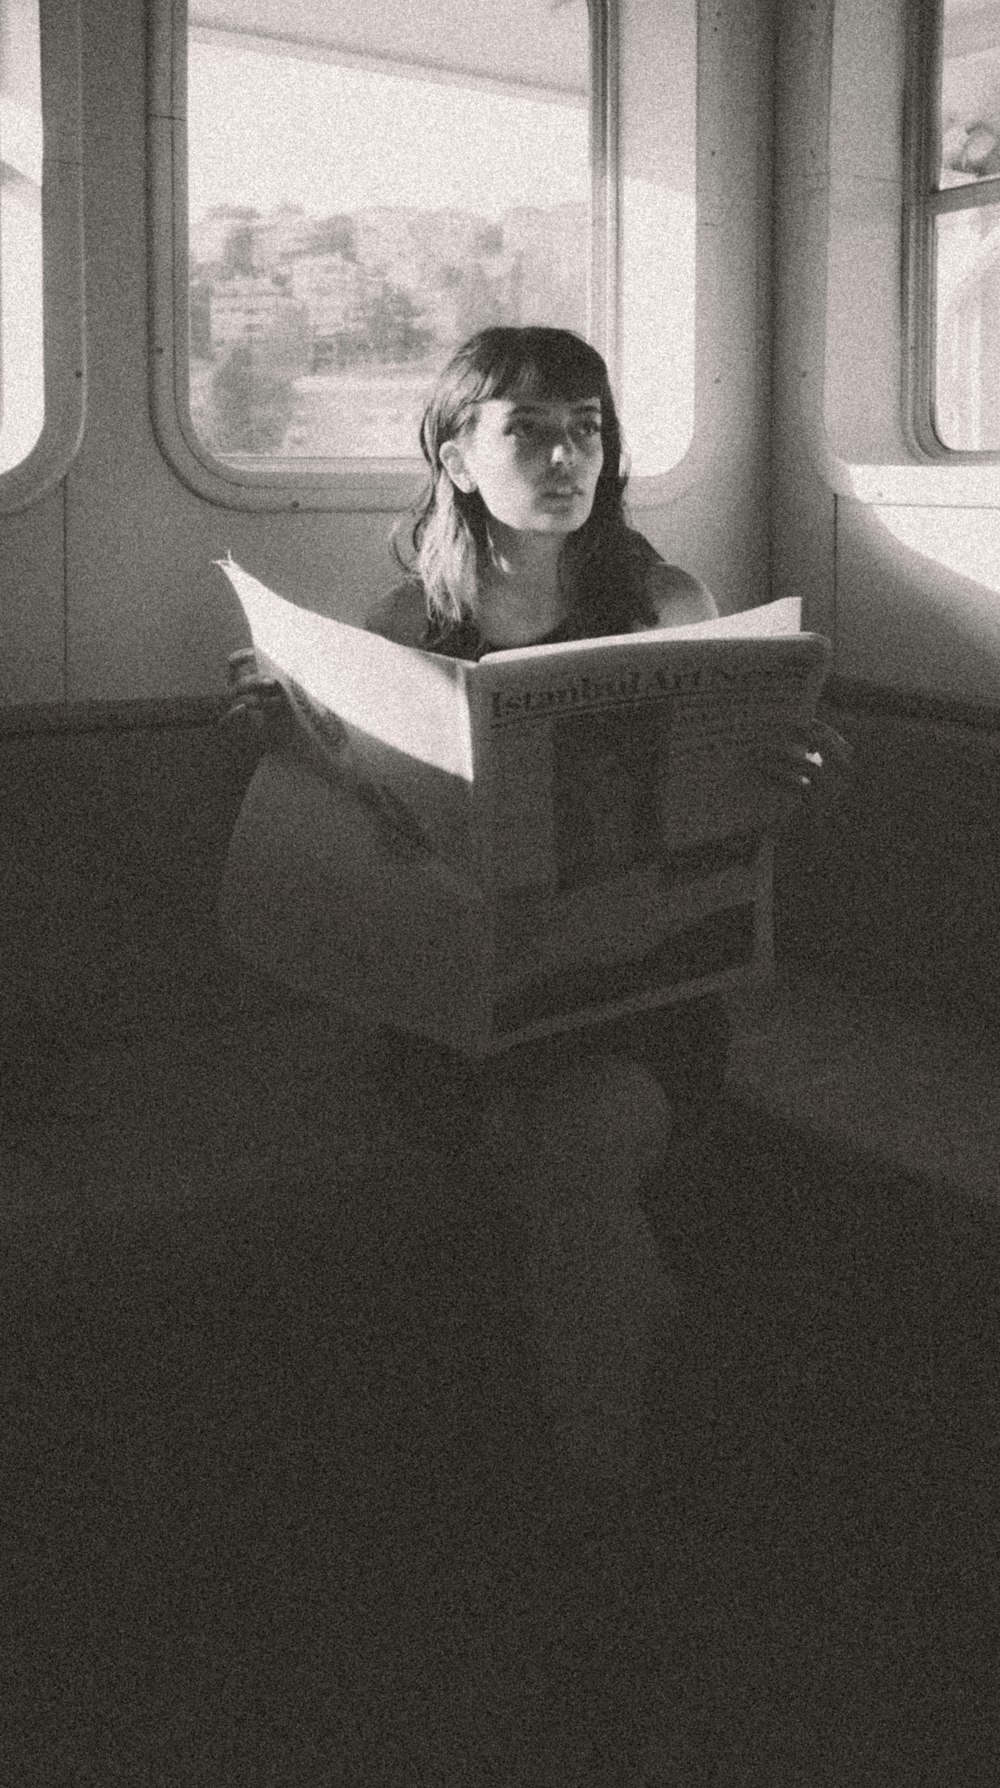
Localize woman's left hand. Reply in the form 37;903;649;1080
754;717;854;816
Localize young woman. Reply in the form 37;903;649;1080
224;328;853;1765
366;324;718;658
226;325;849;1498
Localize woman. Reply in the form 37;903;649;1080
227;325;848;1492
225;328;852;1767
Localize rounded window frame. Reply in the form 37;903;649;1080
904;0;1000;467
784;0;1000;508
149;0;703;514
149;0;620;512
0;0;86;516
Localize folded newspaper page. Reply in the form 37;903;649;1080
217;559;830;1054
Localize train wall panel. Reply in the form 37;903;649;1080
0;486;65;705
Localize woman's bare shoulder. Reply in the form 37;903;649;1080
641;558;719;625
364;581;429;647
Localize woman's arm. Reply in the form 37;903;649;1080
364;581;429;647
643;561;719;627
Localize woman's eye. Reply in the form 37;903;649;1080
504;416;600;442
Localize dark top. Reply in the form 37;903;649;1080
366;531;717;659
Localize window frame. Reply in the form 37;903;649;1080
905;0;1000;462
0;0;86;514
148;0;620;512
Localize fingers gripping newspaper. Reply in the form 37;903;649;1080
217;559;830;1055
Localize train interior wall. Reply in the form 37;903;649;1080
1;0;996;1199
4;6;999;1776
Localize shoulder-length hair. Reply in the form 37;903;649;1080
393;326;658;642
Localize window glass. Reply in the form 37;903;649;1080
934;200;1000;447
618;0;695;481
185;0;591;463
0;0;44;473
932;0;1000;447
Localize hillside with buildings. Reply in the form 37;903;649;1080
187;202;589;456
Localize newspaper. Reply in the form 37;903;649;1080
216;559;831;1054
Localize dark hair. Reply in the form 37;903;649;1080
393;326;658;642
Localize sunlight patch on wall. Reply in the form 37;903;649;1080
876;502;1000;593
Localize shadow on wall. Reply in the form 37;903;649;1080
774;697;1000;1018
767;494;1000;1019
0;718;264;1058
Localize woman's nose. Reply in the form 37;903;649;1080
550;434;575;462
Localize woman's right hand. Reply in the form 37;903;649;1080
222;649;295;749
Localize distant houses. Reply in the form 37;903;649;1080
189;201;588;370
209;273;301;350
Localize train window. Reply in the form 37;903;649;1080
150;0;696;510
911;0;1000;453
0;0;84;510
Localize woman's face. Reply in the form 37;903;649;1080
439;396;604;536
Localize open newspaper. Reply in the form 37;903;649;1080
216;559;831;1055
